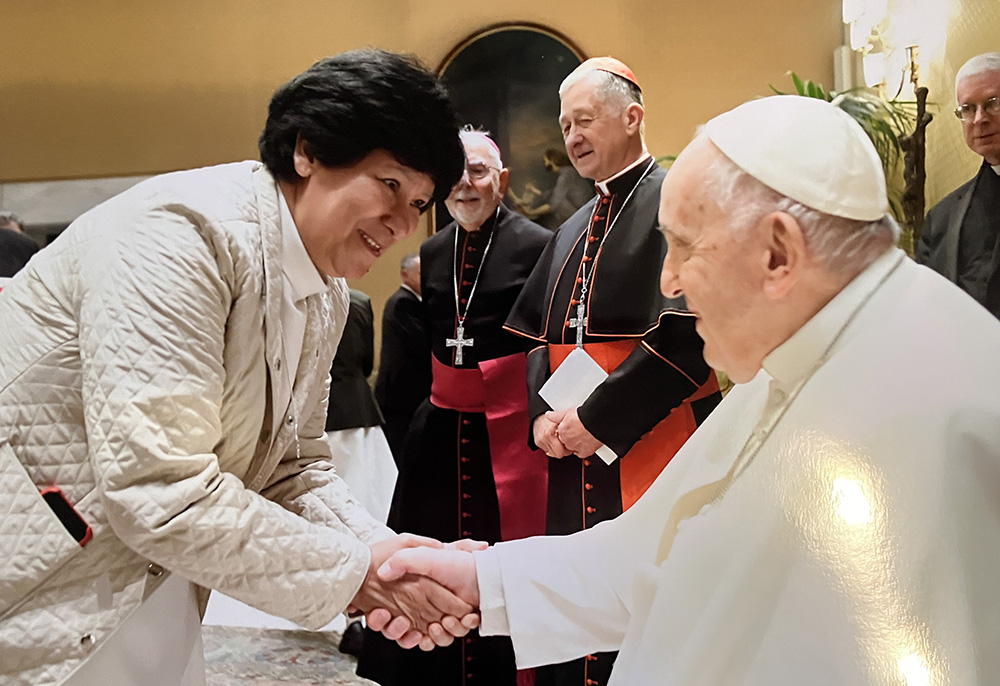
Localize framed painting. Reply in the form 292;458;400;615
434;23;591;232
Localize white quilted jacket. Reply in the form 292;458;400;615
0;161;393;684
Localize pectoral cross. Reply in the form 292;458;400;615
568;301;587;348
446;324;474;365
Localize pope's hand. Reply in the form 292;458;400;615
351;534;477;649
554;408;603;458
368;546;482;651
534;412;571;458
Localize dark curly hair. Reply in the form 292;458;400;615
259;49;465;204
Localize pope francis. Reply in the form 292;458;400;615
370;95;1000;685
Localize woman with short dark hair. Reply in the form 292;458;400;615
0;48;468;686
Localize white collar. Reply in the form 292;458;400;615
278;189;327;301
594;152;650;195
991;163;1000;176
401;283;421;301
762;248;904;390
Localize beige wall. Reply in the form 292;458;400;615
0;0;841;355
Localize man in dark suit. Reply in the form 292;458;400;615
374;252;430;461
917;52;1000;319
0;212;40;278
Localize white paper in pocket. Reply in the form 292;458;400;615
538;348;618;464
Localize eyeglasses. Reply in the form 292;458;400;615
464;163;499;180
953;97;1000;121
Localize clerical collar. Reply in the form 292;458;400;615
762;248;905;390
595;154;652;196
991;163;1000;176
278;189;328;301
401;284;421;301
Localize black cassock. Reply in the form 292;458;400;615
504;157;720;686
374;285;430;460
358;205;550;686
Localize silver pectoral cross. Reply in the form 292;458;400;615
568;301;587;348
446;324;474;365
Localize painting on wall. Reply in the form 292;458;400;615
434;23;593;232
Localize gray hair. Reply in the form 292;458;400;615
696;134;897;274
956;52;1000;95
458;125;502;168
0;212;24;231
400;252;419;272
559;68;643;110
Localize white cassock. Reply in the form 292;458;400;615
476;248;1000;685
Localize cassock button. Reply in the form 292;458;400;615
586;654;597;662
589;235;599;242
461;456;470;463
461;438;470;444
576;277;583;284
463;493;471;499
582;256;591;263
463;280;472;286
583;459;591;467
462;530;472;537
462;419;471;425
462;475;471;481
461;298;468;304
570;299;579;306
566;321;573;328
587;506;596;514
587;679;599;685
462;512;471;518
584;483;593;491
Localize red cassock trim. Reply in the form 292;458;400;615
430;354;548;541
549;341;718;511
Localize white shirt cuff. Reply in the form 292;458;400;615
473;547;510;636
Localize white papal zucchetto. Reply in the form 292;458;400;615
705;95;889;222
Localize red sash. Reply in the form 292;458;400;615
549;341;718;510
430;354;547;542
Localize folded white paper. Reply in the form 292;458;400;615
538;347;618;464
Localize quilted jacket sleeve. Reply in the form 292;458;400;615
77;206;372;630
261;371;394;545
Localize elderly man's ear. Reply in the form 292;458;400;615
759;211;807;300
498;168;510;197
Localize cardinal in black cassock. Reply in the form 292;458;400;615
503;58;721;686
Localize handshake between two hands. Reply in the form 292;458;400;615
350;533;484;652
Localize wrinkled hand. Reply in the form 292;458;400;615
352;534;476;649
446;538;489;553
368;546;482;650
365;540;486;651
554;408;602;458
534;412;571;458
